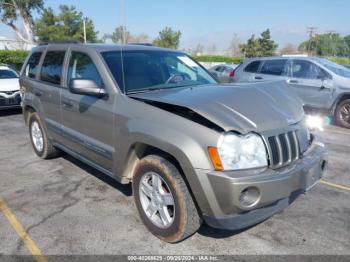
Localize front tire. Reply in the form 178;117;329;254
133;155;201;243
335;99;350;129
29;112;59;159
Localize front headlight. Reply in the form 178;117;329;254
217;133;268;170
305;115;324;131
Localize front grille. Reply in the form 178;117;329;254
4;90;17;95
266;131;300;168
0;94;21;106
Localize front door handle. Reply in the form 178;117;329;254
254;76;263;80
287;79;299;84
34;91;43;97
62;99;73;108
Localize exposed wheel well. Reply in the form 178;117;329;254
124;143;185;181
125;143;202;216
23;105;36;125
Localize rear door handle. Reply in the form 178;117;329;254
287;79;299;84
254;76;263;80
62;99;73;108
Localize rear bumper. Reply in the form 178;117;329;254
194;141;327;230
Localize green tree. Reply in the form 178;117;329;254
153;27;181;49
0;0;44;43
343;35;350;52
258;29;278;56
299;33;349;56
34;5;99;43
240;29;278;57
103;26;130;44
240;35;260;57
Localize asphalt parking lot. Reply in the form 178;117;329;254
0;109;349;257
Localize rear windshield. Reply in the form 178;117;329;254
101;50;216;94
0;69;18;79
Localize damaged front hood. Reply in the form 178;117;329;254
130;81;304;133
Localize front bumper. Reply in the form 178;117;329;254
194;141;327;230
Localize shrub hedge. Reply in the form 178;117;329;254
192;55;242;64
329;57;350;66
0;50;29;70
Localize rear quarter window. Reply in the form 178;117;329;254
24;52;42;79
244;61;261;73
40;51;66;85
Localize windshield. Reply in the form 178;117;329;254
0;69;19;79
316;58;350;78
101;50;217;94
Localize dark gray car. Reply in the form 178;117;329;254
20;44;327;242
233;56;350;129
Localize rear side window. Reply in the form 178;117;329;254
216;66;225;72
244;61;261;73
67;52;103;87
24;52;42;78
260;59;288;76
40;51;66;85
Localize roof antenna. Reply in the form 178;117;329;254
83;19;87;44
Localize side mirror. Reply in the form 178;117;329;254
69;79;107;98
320;78;333;90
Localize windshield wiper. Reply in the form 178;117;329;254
126;87;166;95
126;82;203;95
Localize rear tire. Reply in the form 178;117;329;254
133;155;202;243
335;99;350;129
29;112;59;159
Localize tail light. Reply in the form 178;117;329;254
229;70;235;77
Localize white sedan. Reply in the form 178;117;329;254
0;65;21;110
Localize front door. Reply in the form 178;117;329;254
287;59;334;109
60;49;115;172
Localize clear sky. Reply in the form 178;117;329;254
1;0;349;50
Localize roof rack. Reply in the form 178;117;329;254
128;43;153;46
38;40;82;46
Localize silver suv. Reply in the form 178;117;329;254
233;57;350;128
20;43;327;242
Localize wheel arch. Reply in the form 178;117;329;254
121;142;205;215
331;93;350;116
23;105;36;125
122;142;190;183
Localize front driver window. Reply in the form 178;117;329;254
292;60;328;79
67;52;103;87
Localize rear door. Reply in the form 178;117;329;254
213;66;225;82
27;46;66;143
60;47;115;172
256;59;289;81
239;60;262;82
287;59;334;108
